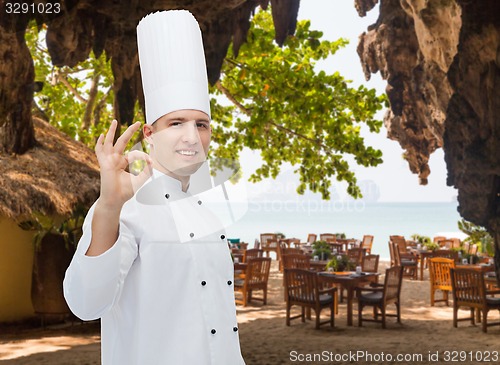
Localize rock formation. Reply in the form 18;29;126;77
356;0;500;274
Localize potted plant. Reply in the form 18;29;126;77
19;205;86;324
275;232;286;240
326;255;356;272
458;219;494;256
311;240;331;261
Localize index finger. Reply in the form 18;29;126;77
113;121;142;153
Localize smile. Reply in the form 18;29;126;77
177;150;197;156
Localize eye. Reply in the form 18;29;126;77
169;120;183;127
196;121;210;129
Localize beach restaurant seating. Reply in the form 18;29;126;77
281;253;311;300
302;233;317;246
260;233;279;259
433;236;446;244
428;257;455;306
243;248;263;263
234;257;271;307
389;236;413;257
319;233;337;242
361;235;374;254
356;266;403;328
431;249;458;261
469;244;478;255
450;267;500;333
347;248;366;267
391;241;418;280
362;254;380;274
278;247;304;272
284;268;336;329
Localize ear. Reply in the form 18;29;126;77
143;124;154;145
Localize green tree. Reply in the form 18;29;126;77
210;10;387;199
25;9;386;199
25;22;134;146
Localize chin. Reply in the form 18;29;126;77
173;161;205;176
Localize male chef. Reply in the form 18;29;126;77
63;10;245;365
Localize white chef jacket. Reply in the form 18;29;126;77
63;170;245;365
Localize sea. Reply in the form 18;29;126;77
218;201;463;260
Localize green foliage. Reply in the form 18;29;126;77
458;219;494;255
326;254;356;272
211;9;387;198
311;240;331;260
462;253;481;264
25;21;125;147
18;205;87;250
410;234;431;245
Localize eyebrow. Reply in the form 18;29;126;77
165;117;210;123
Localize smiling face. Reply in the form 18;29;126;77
143;109;211;188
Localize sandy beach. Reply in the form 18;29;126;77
1;260;499;365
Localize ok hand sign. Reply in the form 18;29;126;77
95;120;153;210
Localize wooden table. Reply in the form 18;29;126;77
456;264;495;272
318;271;379;326
309;260;329;272
409;249;434;280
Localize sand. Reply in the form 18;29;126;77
1;261;499;365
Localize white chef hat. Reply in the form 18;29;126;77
137;10;211;124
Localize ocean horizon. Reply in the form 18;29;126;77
221;201;463;260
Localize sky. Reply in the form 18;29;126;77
238;0;459;203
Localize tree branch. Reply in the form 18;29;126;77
55;69;87;103
215;80;252;116
82;72;100;130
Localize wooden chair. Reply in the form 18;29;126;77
388;241;396;267
469;244;478;255
281;253;312;301
439;239;454;249
260;233;279;259
450;267;500;332
278;247;303;272
243;248;263;263
234;257;271;306
428;257;455;306
253;238;260;249
356;266;403;328
362;254;380;274
463;242;470;254
361;235;374;254
389;235;415;261
282;253;311;270
347;248;366;267
319;233;336;242
284;268;336;329
392;242;418;280
433;236;446;244
450;238;461;249
303;233;317;245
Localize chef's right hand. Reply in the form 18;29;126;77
95;120;153;210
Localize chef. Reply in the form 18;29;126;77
63;10;245;365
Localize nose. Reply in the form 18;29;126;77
182;120;201;145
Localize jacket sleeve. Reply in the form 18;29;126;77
63;202;138;320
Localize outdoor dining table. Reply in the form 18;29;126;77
408;248;434;280
309;260;329;271
318;271;379;326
